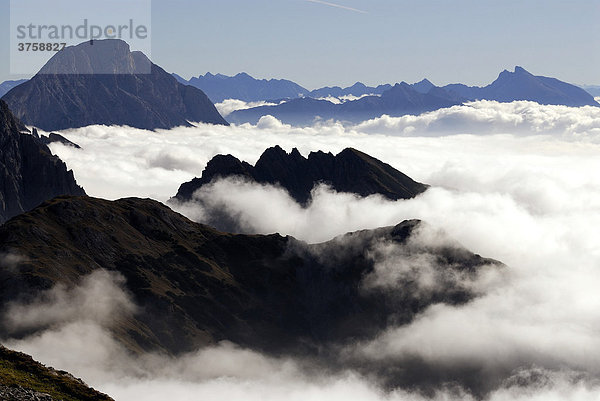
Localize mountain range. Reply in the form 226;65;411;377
175;146;428;205
173;72;309;103
0;100;85;224
2;40;228;131
227;67;598;125
2;53;596;131
227;82;465;125
173;72;421;102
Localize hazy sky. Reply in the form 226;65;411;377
1;0;599;88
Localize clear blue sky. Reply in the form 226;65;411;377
1;0;599;89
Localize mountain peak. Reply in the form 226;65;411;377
2;40;228;130
39;39;151;75
175;147;428;205
412;78;436;94
514;66;530;74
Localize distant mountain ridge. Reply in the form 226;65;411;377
227;83;465;125
174;146;428;204
225;66;597;125
582;85;600;97
2;40;228;131
0;79;27;98
0;100;85;223
174;72;310;103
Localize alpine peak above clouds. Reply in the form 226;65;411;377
0;100;85;223
174;146;428;204
443;66;599;107
1;39;228;131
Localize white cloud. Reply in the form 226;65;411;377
355;101;600;137
316;94;377;104
214;99;280;117
4;270;135;333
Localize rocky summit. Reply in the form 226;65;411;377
2;40;228;131
174;146;429;204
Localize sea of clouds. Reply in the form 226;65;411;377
4;100;600;400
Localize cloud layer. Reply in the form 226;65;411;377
8;100;600;400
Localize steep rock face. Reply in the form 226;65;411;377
0;101;85;223
174;146;428;204
2;40;228;131
0;196;499;356
0;345;113;401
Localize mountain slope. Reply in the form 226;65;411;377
0;196;499;357
0;80;27;98
2;40;228;131
0;345;113;401
174;146;428;204
0;100;85;223
444;66;599;106
180;72;309;103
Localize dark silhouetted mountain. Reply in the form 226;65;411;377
0;345;113;401
443;66;599;107
0;100;85;224
178;72;310;103
2;40;228;131
174;146;428;204
228;83;463;125
308;82;392;98
0;196;500;361
0;79;28;98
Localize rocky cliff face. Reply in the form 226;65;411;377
0;100;85;224
0;196;499;356
175;146;428;204
2;40;228;131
